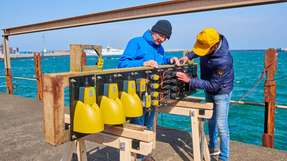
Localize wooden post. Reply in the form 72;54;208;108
262;48;277;148
3;35;13;94
190;110;201;161
34;52;43;101
43;75;66;145
76;140;88;161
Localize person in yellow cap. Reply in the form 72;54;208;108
176;28;234;161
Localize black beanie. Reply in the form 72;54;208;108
151;20;172;39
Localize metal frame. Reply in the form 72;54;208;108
2;0;284;36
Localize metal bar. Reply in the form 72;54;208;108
188;96;287;109
34;52;43;101
3;36;13;94
262;48;277;148
3;0;285;36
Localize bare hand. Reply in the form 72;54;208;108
144;60;158;68
176;72;191;83
179;56;189;64
170;57;180;65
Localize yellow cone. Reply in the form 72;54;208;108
100;96;125;124
73;101;104;134
121;80;143;117
121;92;143;117
100;83;126;125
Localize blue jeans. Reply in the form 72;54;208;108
130;107;155;130
206;91;232;161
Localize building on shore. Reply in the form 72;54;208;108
0;44;19;55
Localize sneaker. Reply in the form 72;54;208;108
209;148;220;156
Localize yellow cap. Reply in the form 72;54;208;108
192;28;220;56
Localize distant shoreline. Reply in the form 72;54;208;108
0;49;285;59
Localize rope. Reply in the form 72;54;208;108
238;57;277;102
238;70;265;102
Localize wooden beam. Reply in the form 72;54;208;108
158;106;213;119
43;75;66;145
84;133;153;156
175;100;213;110
104;125;155;143
3;0;284;36
64;114;155;143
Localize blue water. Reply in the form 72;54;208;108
0;50;286;151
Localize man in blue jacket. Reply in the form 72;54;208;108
118;19;177;161
118;19;177;130
176;28;234;161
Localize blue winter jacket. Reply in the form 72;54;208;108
118;30;170;68
187;35;234;95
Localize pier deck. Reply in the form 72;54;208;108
0;93;286;161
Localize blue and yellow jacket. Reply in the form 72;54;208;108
118;30;170;68
187;35;234;95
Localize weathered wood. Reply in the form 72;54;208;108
119;139;132;161
43;75;65;145
76;139;88;161
84;133;153;156
176;101;213;110
123;123;147;131
70;45;82;72
191;110;201;161
61;141;74;161
64;114;154;143
158;106;213;119
104;125;155;143
70;44;102;72
262;48;277;148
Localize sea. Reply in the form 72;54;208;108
0;50;286;151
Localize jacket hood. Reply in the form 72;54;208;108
210;35;229;58
143;30;159;47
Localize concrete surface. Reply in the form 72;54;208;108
0;93;286;161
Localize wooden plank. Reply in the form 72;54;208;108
104;125;155;143
84;133;153;156
175;101;213;110
199;120;210;161
64;114;154;142
61;141;74;161
190;110;201;161
70;45;82;72
119;139;132;161
76;140;88;161
82;65;98;71
43;75;66;145
123;123;147;131
48;64;182;77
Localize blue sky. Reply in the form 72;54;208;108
1;0;287;51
